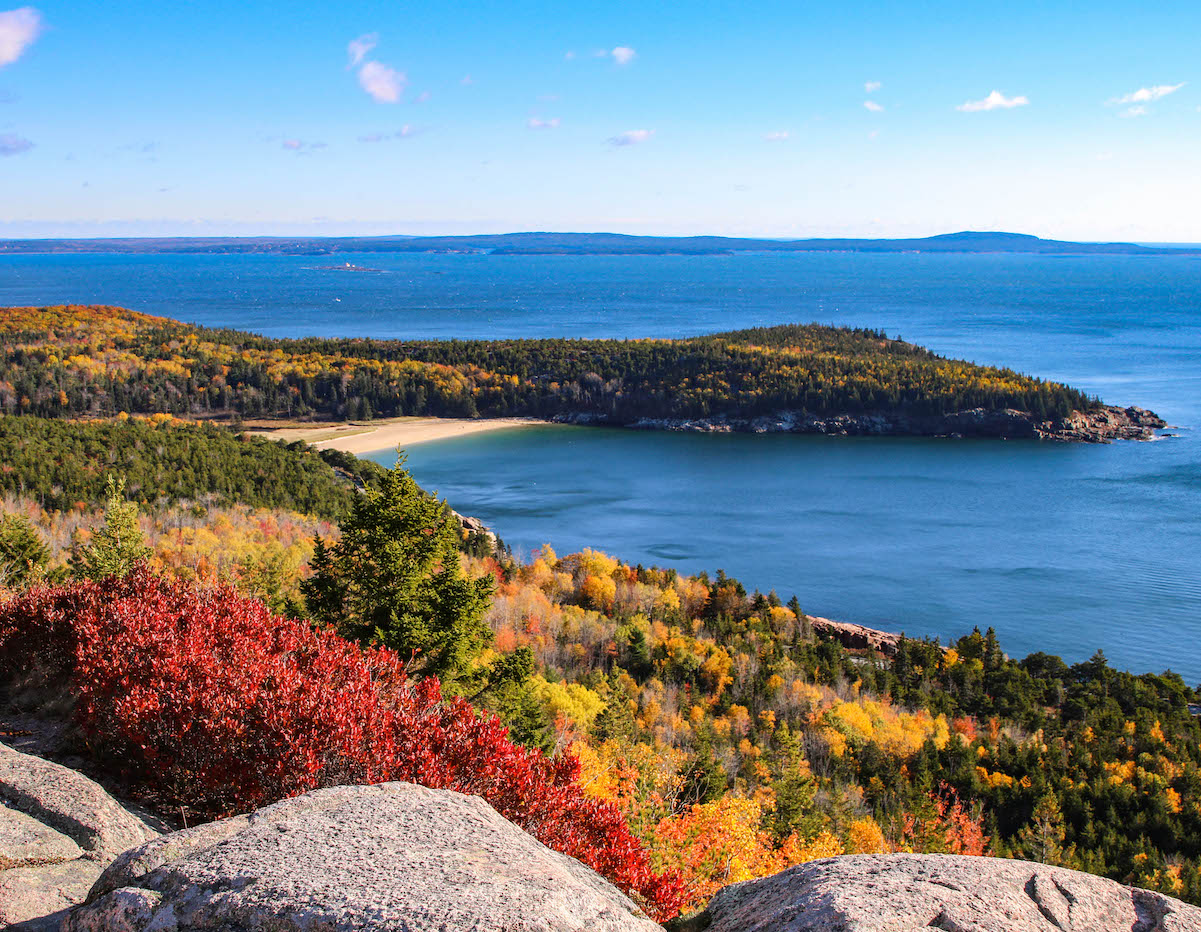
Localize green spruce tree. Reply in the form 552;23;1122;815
0;514;54;588
301;454;494;683
71;476;151;580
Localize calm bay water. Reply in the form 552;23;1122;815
3;250;1199;680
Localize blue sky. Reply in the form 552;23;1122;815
0;1;1198;239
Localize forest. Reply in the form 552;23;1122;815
1;304;1098;424
1;416;1198;915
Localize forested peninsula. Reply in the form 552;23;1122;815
0;305;1163;442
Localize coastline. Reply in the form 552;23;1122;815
248;416;553;455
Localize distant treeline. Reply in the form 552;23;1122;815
1;305;1099;424
0;413;383;517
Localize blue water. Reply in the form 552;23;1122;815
3;251;1199;681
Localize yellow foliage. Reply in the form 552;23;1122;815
847;817;889;854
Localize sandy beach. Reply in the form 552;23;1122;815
249;416;552;456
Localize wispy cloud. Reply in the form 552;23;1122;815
1111;83;1184;105
460;73;474;86
358;60;405;103
608;128;653;146
358;125;416;143
863;100;884;112
611;46;636;65
0;131;32;155
0;6;41;67
864;80;882;93
281;139;327;154
564;50;576;61
527;117;560;130
763;130;789;141
346;33;377;68
1119;105;1147;119
956;90;1029;112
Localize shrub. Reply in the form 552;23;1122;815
0;569;684;919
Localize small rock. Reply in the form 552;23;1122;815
0;802;83;868
0;860;105;930
0;741;159;860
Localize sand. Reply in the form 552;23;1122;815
249;416;552;456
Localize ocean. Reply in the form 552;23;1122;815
3;249;1198;681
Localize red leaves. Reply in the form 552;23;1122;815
0;570;684;919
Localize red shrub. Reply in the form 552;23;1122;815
0;570;684;918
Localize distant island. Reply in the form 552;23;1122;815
1;305;1163;442
2;230;1200;257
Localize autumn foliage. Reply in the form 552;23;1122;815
0;570;684;919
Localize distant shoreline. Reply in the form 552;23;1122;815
248;416;553;455
4;230;1200;257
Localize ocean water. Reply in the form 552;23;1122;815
3;250;1199;681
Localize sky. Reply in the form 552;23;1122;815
0;1;1199;240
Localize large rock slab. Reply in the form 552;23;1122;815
0;741;158;859
68;781;663;932
703;853;1201;932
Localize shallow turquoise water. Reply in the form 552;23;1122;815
3;250;1198;680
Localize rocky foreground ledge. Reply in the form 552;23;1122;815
3;743;1197;931
560;404;1166;443
14;778;1192;932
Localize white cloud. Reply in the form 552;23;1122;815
863;100;884;112
611;46;636;65
1111;83;1184;105
0;7;42;67
608;128;653;146
527;117;561;130
0;131;32;155
564;50;576;60
346;33;377;68
460;73;474;86
358;61;405;102
1120;105;1147;119
763;130;789;141
865;80;881;93
956;90;1029;112
415;90;430;104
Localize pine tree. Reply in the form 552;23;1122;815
300;454;494;683
0;514;53;588
1016;793;1068;866
71;476;151;581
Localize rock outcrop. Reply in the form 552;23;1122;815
805;616;905;657
700;853;1201;932
0;740;160;931
563;404;1166;443
67;782;662;932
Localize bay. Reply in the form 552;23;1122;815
3;250;1198;680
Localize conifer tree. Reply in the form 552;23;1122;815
0;514;53;588
1017;793;1068;866
301;454;494;682
71;476;151;580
